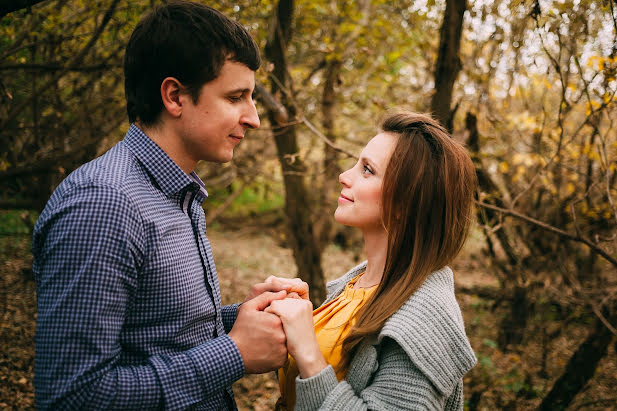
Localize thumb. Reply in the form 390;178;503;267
248;290;287;311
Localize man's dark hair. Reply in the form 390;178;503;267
124;0;261;125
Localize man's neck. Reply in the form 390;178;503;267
136;121;195;174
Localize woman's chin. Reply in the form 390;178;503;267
333;209;346;225
334;214;355;228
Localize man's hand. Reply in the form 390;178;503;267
229;291;288;374
244;276;309;302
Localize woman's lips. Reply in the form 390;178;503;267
338;194;353;203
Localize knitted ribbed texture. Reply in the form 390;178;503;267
294;261;476;411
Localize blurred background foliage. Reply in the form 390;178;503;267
0;0;616;409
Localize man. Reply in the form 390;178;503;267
32;2;302;409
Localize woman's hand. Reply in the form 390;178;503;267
244;276;309;303
265;276;310;300
265;298;328;378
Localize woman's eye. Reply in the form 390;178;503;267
362;165;373;175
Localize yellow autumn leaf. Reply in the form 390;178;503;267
566;183;575;195
603;93;611;104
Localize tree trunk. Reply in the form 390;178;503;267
466;112;529;350
431;0;466;131
466;112;519;267
497;285;528;349
265;0;326;305
315;57;342;250
538;310;616;410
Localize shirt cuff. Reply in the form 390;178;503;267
187;334;245;390
294;364;339;410
221;303;241;333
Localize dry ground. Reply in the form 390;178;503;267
0;226;615;410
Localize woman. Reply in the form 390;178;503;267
267;111;478;410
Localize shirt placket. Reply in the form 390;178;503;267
187;187;225;338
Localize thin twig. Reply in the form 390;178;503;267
207;178;250;225
577;397;617;409
0;0;120;130
299;115;357;159
474;200;617;268
598;136;617;227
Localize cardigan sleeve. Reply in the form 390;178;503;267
294;338;446;411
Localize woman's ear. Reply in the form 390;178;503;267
160;77;184;118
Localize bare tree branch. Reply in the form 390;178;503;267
0;63;120;72
0;198;39;209
254;80;356;159
206;178;250;226
300;115;356;159
475;200;617;268
0;0;120;130
0;0;47;19
254;82;288;124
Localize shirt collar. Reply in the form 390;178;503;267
123;124;209;200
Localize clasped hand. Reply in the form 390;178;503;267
262;278;328;379
230;276;324;375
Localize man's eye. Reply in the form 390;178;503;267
228;96;242;102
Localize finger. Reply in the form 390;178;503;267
264;299;288;317
248;290;287;311
266;276;303;287
258;279;293;293
284;277;305;286
249;283;269;296
265;275;295;284
286;283;309;300
248;284;290;299
286;292;300;299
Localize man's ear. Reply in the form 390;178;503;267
160;77;184;118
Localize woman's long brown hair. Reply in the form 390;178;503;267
338;111;477;372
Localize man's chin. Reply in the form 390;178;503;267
203;151;234;164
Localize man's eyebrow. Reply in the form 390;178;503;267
226;87;252;94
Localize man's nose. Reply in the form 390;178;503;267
242;100;260;129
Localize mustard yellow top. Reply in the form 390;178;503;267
276;274;377;410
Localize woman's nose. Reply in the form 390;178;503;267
339;169;351;186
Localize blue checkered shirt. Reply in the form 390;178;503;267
33;124;244;410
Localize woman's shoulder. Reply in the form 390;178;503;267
382;266;463;332
378;266;477;396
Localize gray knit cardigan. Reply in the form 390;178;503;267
294;261;477;411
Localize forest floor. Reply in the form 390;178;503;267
0;222;615;410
